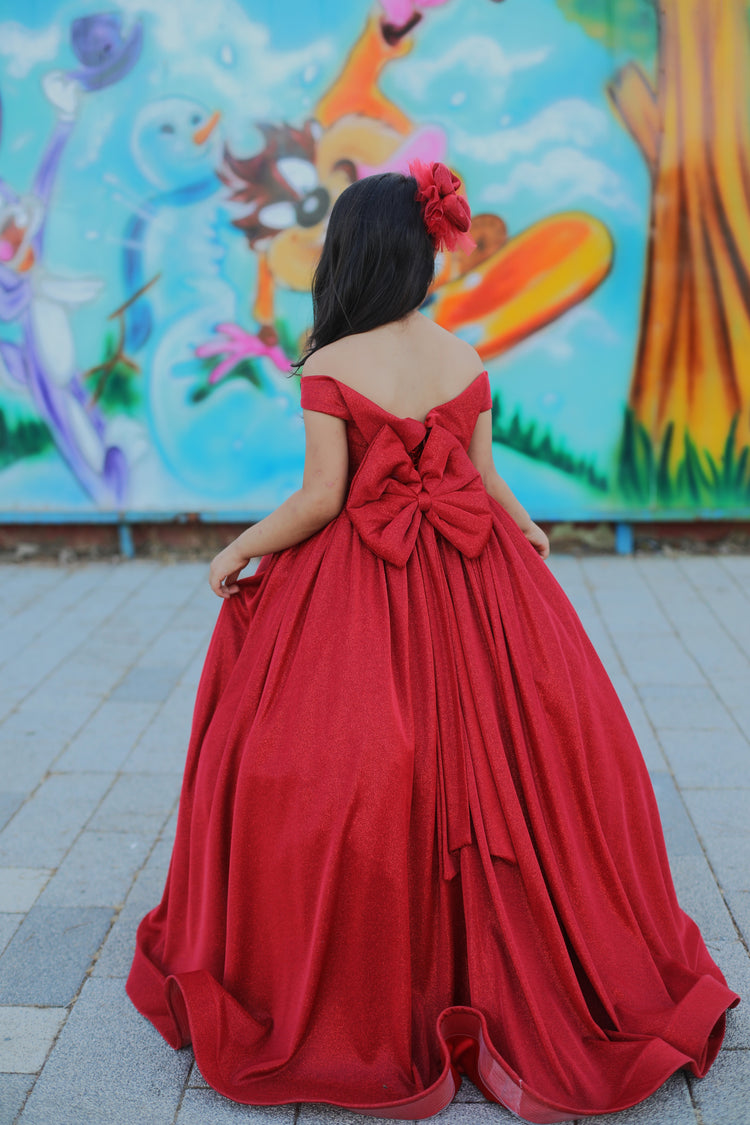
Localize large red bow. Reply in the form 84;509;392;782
409;158;475;253
347;425;492;567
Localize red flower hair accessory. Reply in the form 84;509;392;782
408;158;475;253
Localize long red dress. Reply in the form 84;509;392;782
127;371;739;1122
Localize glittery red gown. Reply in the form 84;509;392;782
127;372;738;1122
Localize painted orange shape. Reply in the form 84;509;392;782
193;111;221;146
431;213;614;361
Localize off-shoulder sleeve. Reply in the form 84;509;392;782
477;371;492;412
300;375;351;420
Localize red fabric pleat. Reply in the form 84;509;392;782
127;372;739;1121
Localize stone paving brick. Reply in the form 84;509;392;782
720;556;750;583
187;1060;209;1087
0;645;68;697
0;771;114;868
177;1090;296;1123
42;658;124;700
704;941;749;1049
628;722;667;773
180;649;212;692
103;609;177;649
0;569;107;655
0;867;51;912
160;807;179;848
0;710;84;789
298;1104;517;1124
681;560;750;663
681;790;750;893
35;831;149;909
87;772;179;836
637;564;746;688
123;706;192;775
17;977;190;1125
72;638;144;672
144;626;210;670
56;702;160;773
92;838;172;979
0;1006;67;1071
186;1065;491;1114
9;690;100;742
0;1073;35;1125
724;889;750;948
0;690;19;725
0;792;24;832
676;628;750;682
0;905;112;1005
125;836;172;911
613;639;706;687
0;912;22;955
89;898;143;979
453;1079;486;1102
657;727;750;789
583;1071;695;1124
687;1050;750;1125
713;676;750;712
670;856;739;941
637;684;736;731
649;773;703;857
110;664;184;703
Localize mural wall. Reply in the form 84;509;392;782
1;0;748;520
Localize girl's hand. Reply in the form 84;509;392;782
209;542;251;598
523;520;550;560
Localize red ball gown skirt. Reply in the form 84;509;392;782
127;372;739;1122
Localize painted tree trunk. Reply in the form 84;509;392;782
612;0;750;496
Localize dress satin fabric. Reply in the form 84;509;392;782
127;371;739;1122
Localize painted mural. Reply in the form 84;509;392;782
0;0;748;520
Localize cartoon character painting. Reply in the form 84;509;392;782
206;12;613;396
0;14;142;506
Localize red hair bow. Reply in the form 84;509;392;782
409;158;475;253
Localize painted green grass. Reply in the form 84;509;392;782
191;319;297;404
618;408;750;506
191;355;265;402
491;392;609;493
84;330;142;414
0;407;53;469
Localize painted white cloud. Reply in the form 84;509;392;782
515;305;622;364
0;22;61;78
113;0;333;114
480;147;640;220
395;36;550;102
75;110;116;170
455;99;609;165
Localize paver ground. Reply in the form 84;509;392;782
0;556;747;1124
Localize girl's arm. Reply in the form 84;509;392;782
209;408;349;597
467;410;550;559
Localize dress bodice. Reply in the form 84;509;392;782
300;372;493;566
299;370;492;466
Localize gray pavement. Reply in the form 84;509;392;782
0;554;747;1125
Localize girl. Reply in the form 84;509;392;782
127;163;738;1122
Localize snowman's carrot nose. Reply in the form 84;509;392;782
193;111;221;146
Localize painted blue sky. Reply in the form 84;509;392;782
0;0;651;515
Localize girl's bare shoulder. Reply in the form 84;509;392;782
300;338;356;379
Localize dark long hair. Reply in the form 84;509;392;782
298;172;434;365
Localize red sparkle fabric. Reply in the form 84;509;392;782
127;371;739;1122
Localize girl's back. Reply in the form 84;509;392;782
303;311;484;423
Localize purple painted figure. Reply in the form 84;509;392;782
0;14;142;506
